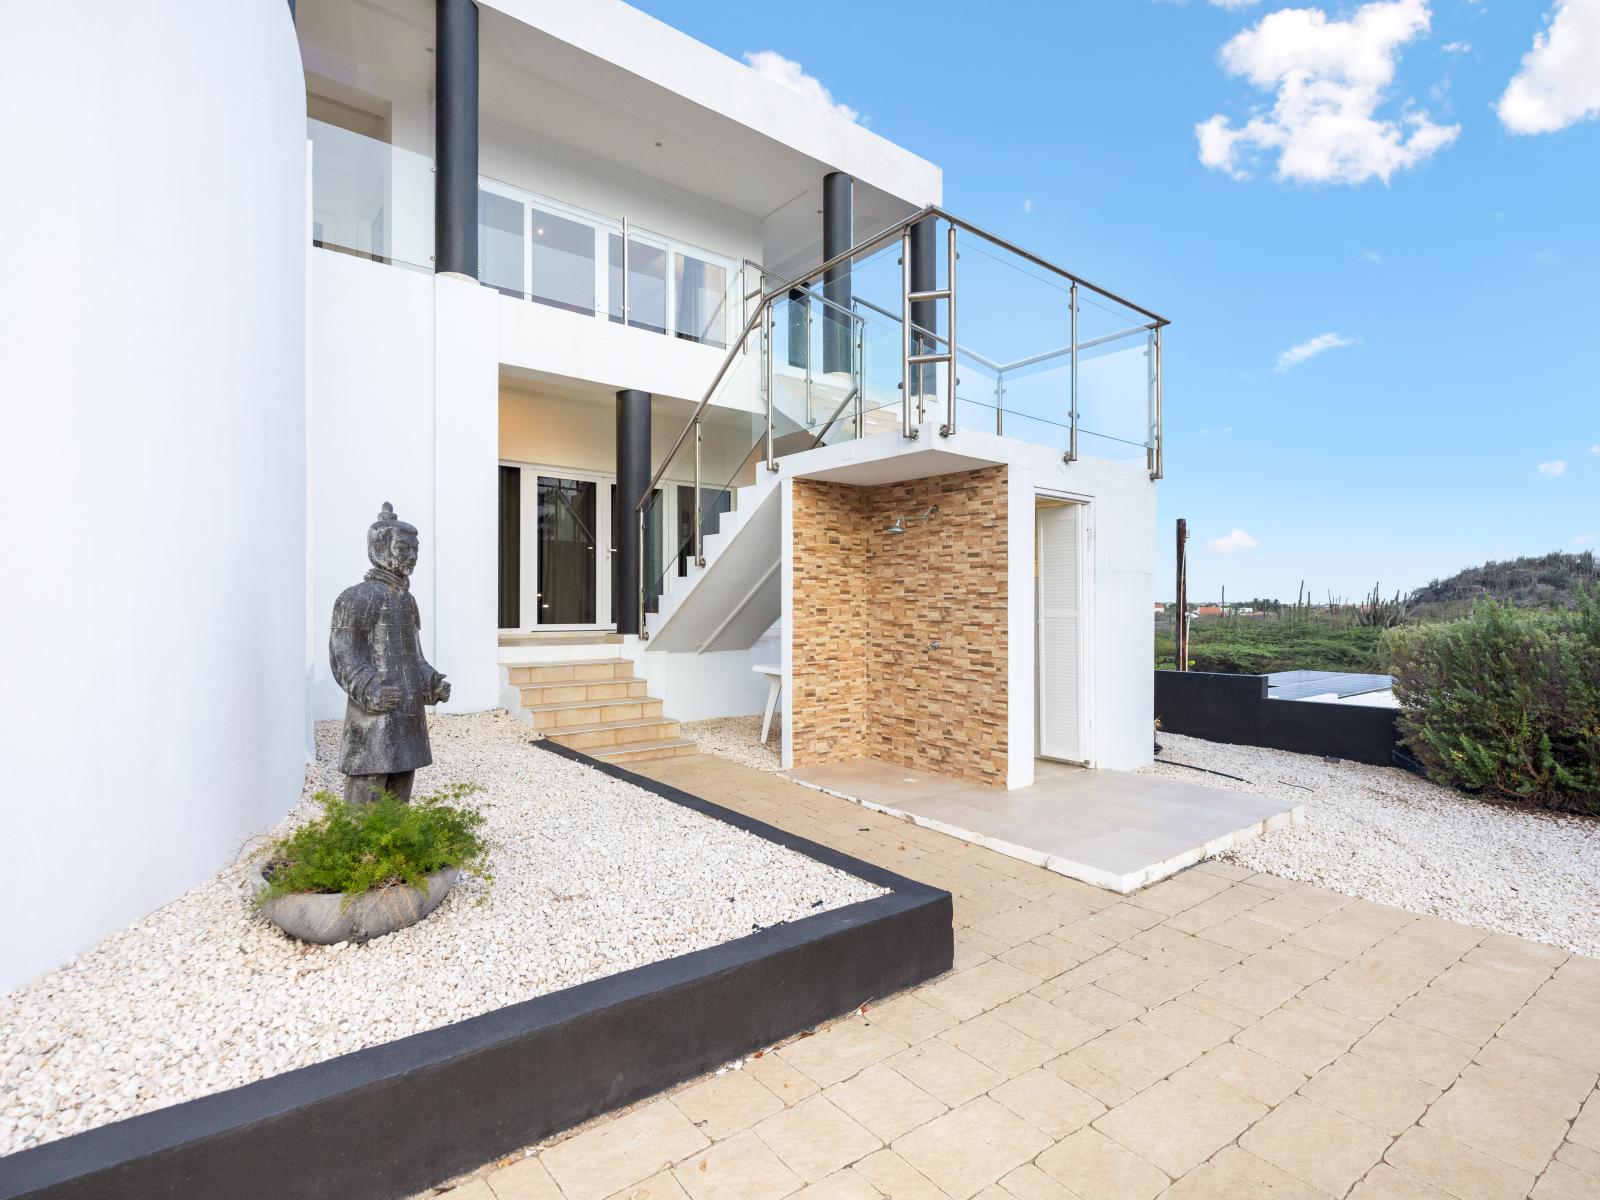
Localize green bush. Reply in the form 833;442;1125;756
257;783;490;906
1382;590;1600;813
1155;620;1383;674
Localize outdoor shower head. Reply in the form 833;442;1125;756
882;505;939;535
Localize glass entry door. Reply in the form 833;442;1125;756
500;465;614;631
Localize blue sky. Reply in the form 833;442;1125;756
635;0;1599;602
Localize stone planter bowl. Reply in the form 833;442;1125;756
257;867;460;945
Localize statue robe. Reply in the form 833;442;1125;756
329;567;442;775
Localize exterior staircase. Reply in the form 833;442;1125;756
498;636;696;764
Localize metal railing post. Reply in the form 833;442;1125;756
693;417;704;566
942;223;958;436
900;229;915;438
1067;282;1079;463
637;508;647;640
995;372;1004;436
764;301;778;470
803;301;814;426
1151;325;1164;481
855;314;865;438
620;218;629;326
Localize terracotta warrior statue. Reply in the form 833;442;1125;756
329;502;450;805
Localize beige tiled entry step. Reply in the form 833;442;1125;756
502;653;691;764
785;757;1302;894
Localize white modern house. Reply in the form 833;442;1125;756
2;0;1165;989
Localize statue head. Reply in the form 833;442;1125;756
367;502;419;576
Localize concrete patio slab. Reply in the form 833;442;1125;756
784;757;1302;893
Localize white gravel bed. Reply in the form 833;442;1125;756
1143;732;1600;957
0;713;883;1155
682;715;782;773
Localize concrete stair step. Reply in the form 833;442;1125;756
542;718;682;751
525;697;664;731
588;738;699;765
499;631;622;647
507;658;633;685
517;678;647;705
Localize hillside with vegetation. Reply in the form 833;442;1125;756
1406;551;1598;619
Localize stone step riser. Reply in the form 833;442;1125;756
517;680;646;705
529;700;665;732
546;721;681;750
593;743;698;764
508;661;633;685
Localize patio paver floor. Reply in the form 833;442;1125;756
459;752;1600;1200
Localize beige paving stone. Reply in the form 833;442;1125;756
1393;987;1509;1045
1096;959;1203;1008
1531;1162;1600;1199
1346;1164;1453;1198
1192;963;1304;1017
995;1163;1074;1199
748;1050;824;1107
1244;896;1331;936
1288;919;1384;961
443;1181;499;1200
1044;1053;1138;1109
673;1131;802;1200
1299;1052;1440;1136
1423;1071;1571;1174
1136;999;1237;1059
1052;984;1146;1030
1240;1094;1391;1196
1197;913;1287;953
1054;948;1146;991
1175;987;1259;1030
940;1014;1054;1078
1434;962;1543;1015
600;1170;692;1200
672;1069;786;1140
542;1102;711;1200
1556;1139;1600;1178
1385;1126;1537;1200
1125;874;1229;917
988;1068;1104;1138
1094;1075;1266;1177
1056;1020;1196;1094
1467;933;1568;974
1353;1017;1481;1089
1035;1127;1169;1200
1325;956;1434;1009
1241;940;1341;985
865;992;961;1045
1074;903;1166;943
1137;932;1242;976
973;901;1067;949
826;1063;947;1143
780;1018;911;1088
1469;1041;1598;1119
921;961;1040;1022
1297;978;1402;1026
754;1095;881;1183
790;1171;884;1200
1566;1090;1600;1152
891;1097;1052;1200
1235;999;1368;1075
888;1037;1008;1107
486;1155;562;1200
1158;1145;1330;1200
850;1148;954;1199
987;993;1099;1053
1500;1002;1600;1070
1170;1041;1307;1107
997;938;1084;981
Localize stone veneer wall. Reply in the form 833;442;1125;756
790;466;1008;786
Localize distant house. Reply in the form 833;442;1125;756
1195;605;1224;617
1153;602;1167;614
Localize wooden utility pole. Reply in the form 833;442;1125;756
1175;518;1189;671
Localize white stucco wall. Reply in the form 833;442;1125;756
0;2;307;989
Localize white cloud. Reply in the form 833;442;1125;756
742;51;860;123
1209;528;1261;553
1022;198;1035;214
1442;41;1472;54
1592;443;1600;454
1212;0;1264;8
1196;0;1460;185
1276;332;1356;371
1574;533;1596;546
1537;460;1568;477
1360;247;1384;264
1498;0;1600;133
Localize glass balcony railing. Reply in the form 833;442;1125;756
307;119;743;349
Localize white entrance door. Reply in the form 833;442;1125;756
1037;503;1086;762
502;465;615;631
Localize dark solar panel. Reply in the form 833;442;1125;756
1265;670;1394;702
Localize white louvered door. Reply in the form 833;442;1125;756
1037;503;1085;762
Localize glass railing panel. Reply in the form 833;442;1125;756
308;119;433;271
1075;327;1156;464
640;426;696;616
697;400;767;546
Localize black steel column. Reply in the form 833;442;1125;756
822;172;853;374
435;0;479;279
909;216;938;404
615;390;651;635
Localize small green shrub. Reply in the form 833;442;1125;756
1154;621;1383;673
256;783;490;907
1382;589;1600;813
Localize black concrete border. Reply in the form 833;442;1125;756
1;744;952;1200
1155;669;1400;767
